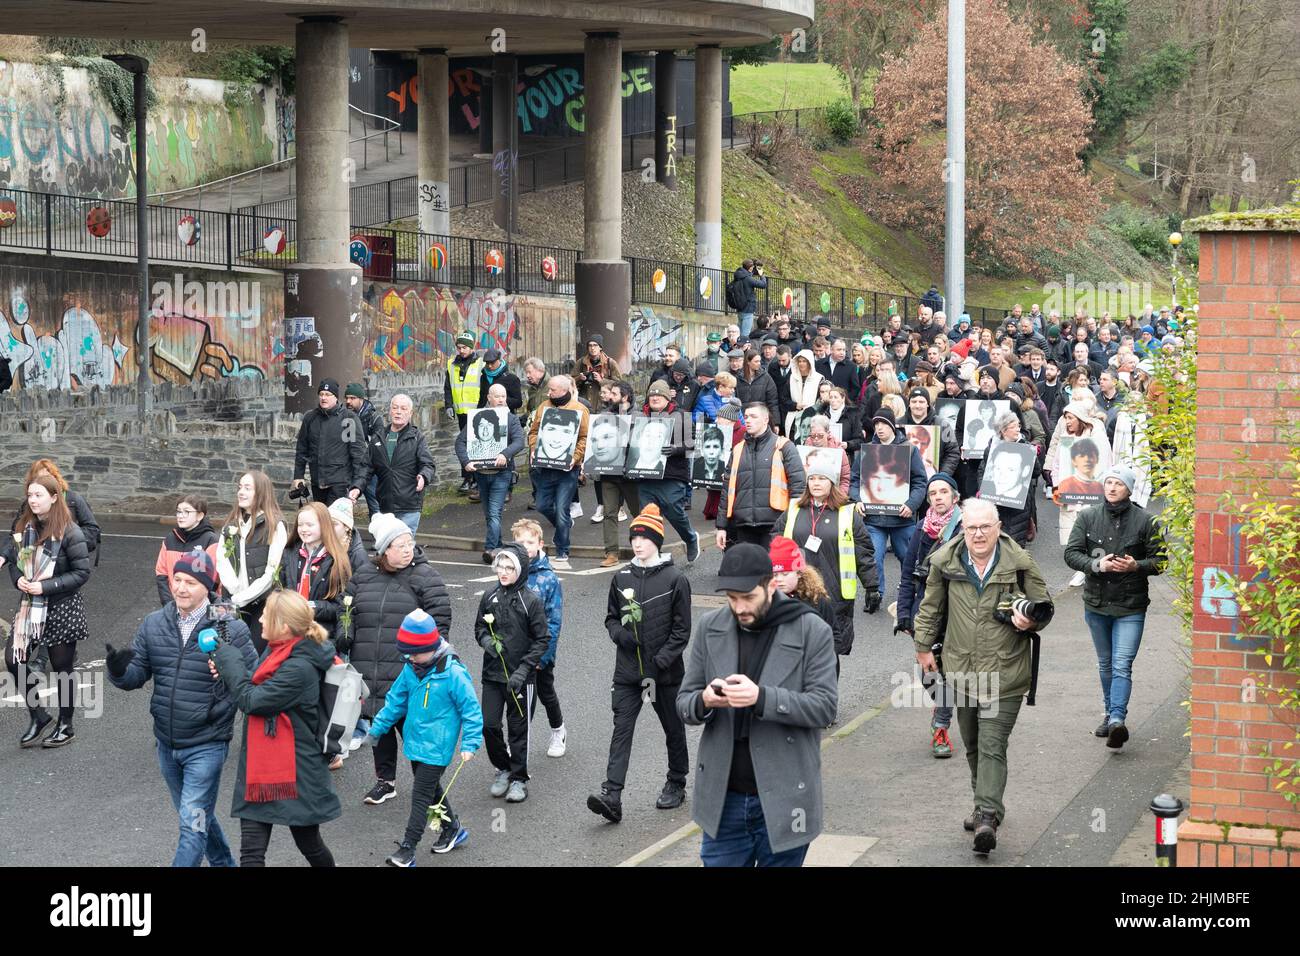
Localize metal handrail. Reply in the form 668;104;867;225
149;104;403;209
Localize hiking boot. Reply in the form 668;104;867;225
431;824;469;854
1094;717;1112;738
364;779;397;805
587;788;622;823
386;841;417;867
600;553;620;568
505;779;528;803
656;781;687;810
973;810;999;854
489;770;512;798
931;726;953;759
1106;721;1130;749
963;810;979;832
41;722;74;748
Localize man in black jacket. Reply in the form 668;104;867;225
768;345;795;433
367;393;436;535
478;348;524;415
1063;464;1165;750
818;338;863;399
731;259;767;339
293;379;368;504
588;504;692;822
345;382;385;515
106;551;258;867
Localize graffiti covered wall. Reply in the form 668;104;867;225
0;63;286;198
0;254;281;392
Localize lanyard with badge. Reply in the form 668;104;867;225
805;501;830;553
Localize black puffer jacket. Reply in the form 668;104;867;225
605;555;692;686
736;368;780;427
279;545;350;643
3;522;91;607
344;548;451;718
1064;498;1166;615
474;544;550;685
108;605;258;749
294;404;368;490
215;636;342;827
9;490;99;561
718;427;806;530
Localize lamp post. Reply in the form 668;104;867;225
1168;231;1182;308
103;53;151;425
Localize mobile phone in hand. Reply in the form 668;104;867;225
710;680;728;697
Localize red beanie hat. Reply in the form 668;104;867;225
769;536;805;573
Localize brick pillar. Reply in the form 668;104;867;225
1182;216;1300;867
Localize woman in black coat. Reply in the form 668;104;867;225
343;514;452;805
17;459;100;563
1;475;92;748
211;589;341;867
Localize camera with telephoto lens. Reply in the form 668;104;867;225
992;593;1053;628
288;483;311;502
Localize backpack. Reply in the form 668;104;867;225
726;276;748;311
318;657;369;756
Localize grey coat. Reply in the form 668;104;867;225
677;601;839;853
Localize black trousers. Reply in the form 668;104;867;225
531;664;564;729
6;642;77;724
312;483;350;504
483;680;532;781
405;761;454;846
372;718;405;783
603;680;688;794
725;524;775;550
238;820;335;867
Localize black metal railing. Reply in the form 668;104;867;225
0;184;1006;326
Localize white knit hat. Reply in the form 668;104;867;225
328;498;355;531
369;512;412;556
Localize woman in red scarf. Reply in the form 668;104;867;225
211;589;341;866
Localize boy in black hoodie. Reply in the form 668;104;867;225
155;495;220;604
588;504;692;823
475;542;550;804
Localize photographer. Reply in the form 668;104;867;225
1063;465;1165;751
106;552;258;867
572;334;621;410
912;498;1052;856
729;259;768;340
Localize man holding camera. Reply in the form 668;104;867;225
730;259;767;340
293;379;368;505
912;498;1052;856
572;334;621;409
105;552;258;867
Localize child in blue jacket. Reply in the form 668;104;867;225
512;518;567;758
369;609;483;867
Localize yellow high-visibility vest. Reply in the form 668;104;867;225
783;502;858;600
447;357;485;415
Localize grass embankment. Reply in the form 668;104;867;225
729;62;848;114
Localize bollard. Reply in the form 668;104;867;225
1150;794;1185;867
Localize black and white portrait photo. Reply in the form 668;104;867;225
935;398;962;438
466;407;509;466
534;406;582;469
979;441;1036;509
691;422;729;489
583;413;630;477
961;399;1009;460
625;417;672;480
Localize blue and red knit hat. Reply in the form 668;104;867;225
396;609;441;656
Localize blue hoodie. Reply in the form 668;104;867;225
369;644;484;767
525;551;564;667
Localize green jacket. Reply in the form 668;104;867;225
1062;498;1165;616
913;533;1051;701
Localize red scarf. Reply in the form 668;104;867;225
245;637;303;803
296;546;323;599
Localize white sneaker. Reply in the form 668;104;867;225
570;502;584;519
1070;570;1086;587
617;508;629;521
551;556;571;571
590;505;605;523
547;725;567;757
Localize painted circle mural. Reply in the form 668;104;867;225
699;275;713;299
263;225;286;255
652;268;667;294
0;197;17;228
819;291;832;313
540;256;557;281
349;237;372;268
86;206;112;238
177;215;201;246
782;287;793;310
854;296;866;318
484;248;504;275
429;242;447;271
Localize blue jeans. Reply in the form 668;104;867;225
1085;609;1146;723
867;523;916;599
738;312;755;339
700;791;810;867
396;511;420;536
532;467;579;557
156;740;235;867
477;470;512;550
637;479;697;549
363;474;380;516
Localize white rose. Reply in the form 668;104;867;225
343;596;353;607
482;613;495;625
622;588;636;600
11;533;19;544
